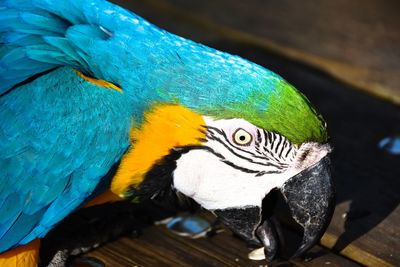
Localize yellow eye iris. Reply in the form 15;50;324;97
233;128;252;146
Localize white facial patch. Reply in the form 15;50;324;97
173;149;291;210
172;117;330;210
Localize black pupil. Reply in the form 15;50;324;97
239;135;246;141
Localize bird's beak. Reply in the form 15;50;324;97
279;155;334;258
214;155;334;262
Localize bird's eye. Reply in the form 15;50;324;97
233;128;252;146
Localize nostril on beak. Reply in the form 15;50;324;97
298;149;311;162
294;142;332;170
294;147;312;170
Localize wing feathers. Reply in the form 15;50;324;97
0;1;106;93
0;67;132;251
0;208;46;251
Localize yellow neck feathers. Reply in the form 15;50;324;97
111;104;205;196
74;70;122;92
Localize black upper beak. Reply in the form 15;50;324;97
280;155;335;258
214;155;334;262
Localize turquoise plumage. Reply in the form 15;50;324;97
1;0;279;122
0;67;131;251
0;0;267;252
0;0;326;255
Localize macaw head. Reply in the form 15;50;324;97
109;31;334;261
110;78;333;261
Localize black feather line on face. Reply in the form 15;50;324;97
207;132;283;168
206;125;293;170
124;129;294;207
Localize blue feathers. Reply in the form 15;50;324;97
0;0;285;253
0;0;151;94
1;0;278;102
0;67;132;251
0;2;77;94
0;208;47;251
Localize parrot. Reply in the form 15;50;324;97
0;0;335;266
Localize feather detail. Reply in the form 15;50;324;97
0;32;44;46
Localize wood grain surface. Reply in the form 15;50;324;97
86;223;361;267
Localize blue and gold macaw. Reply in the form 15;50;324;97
0;0;334;265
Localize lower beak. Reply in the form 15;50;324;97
214;155;334;262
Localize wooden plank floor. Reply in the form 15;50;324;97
42;202;360;267
41;1;400;266
86;223;360;267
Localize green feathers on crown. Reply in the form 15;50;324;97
200;79;328;145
